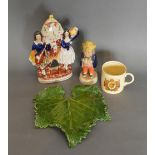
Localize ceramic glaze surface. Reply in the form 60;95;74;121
29;15;79;83
79;40;98;85
101;61;134;94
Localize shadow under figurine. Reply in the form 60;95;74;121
79;40;98;85
29;15;79;83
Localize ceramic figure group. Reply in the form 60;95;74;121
29;14;135;94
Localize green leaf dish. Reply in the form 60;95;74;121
34;85;111;148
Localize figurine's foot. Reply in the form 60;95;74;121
89;74;94;78
82;73;87;77
79;71;98;85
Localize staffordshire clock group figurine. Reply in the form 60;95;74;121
29;15;79;83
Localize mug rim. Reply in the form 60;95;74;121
102;61;127;76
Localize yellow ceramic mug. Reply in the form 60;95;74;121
101;61;134;94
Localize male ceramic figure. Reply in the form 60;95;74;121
79;40;98;85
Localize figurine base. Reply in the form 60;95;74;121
37;64;73;83
38;72;72;83
79;72;98;85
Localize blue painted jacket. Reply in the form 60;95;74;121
61;40;70;50
32;42;45;55
32;42;51;55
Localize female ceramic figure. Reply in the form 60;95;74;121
79;40;98;85
59;27;79;69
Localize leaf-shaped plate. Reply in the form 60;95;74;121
34;85;111;148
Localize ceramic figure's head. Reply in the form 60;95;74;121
64;31;70;38
34;31;43;42
82;41;96;58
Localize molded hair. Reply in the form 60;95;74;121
34;31;43;41
82;40;96;53
63;30;71;39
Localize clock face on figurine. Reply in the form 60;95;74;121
41;15;64;52
29;15;79;83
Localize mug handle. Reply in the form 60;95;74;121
124;73;134;87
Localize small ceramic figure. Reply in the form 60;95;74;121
79;40;98;85
59;27;79;69
29;31;43;66
29;15;79;83
29;31;49;78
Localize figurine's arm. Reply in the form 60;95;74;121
32;44;39;60
70;30;79;42
92;54;97;68
80;52;84;66
81;59;84;67
32;43;37;51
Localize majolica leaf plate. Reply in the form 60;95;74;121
34;85;111;148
